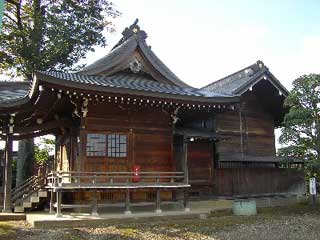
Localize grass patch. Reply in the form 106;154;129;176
0;222;18;240
258;202;320;216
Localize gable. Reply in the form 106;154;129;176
242;79;288;127
78;19;190;88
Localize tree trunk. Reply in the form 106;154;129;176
16;139;35;187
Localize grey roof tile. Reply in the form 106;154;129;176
202;60;289;96
40;71;235;99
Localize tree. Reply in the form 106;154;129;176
0;0;120;79
34;136;55;166
1;0;119;185
278;74;320;178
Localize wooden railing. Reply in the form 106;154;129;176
47;171;187;189
11;174;47;205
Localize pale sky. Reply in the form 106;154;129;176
2;0;320;150
81;0;320;90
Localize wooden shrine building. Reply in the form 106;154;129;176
0;20;304;215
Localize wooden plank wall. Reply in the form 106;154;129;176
213;168;305;196
74;103;174;202
216;91;276;160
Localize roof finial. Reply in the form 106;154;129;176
111;18;147;50
121;18;147;41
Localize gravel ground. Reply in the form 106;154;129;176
2;205;320;240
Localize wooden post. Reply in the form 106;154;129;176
124;188;131;215
155;189;162;213
183;189;190;212
91;190;98;216
2;134;13;213
239;109;244;157
56;190;62;217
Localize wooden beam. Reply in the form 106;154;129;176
12;129;60;141
2;134;13;213
13;119;72;135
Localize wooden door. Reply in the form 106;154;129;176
187;141;214;185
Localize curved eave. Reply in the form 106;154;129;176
36;72;240;104
0;77;39;111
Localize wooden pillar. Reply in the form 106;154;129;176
55;190;62;217
182;137;190;212
124;188;131;215
183;137;188;184
155;189;162;213
91;190;98;216
2;134;13;213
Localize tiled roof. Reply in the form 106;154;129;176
202;61;288;96
0;81;29;103
38;71;236;100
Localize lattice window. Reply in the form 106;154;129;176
86;134;106;156
107;134;127;158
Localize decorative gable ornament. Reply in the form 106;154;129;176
129;58;143;73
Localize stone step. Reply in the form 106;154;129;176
23;193;37;198
38;190;48;198
23;201;32;208
30;196;40;203
14;206;24;213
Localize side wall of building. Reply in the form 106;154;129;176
216;91;276;162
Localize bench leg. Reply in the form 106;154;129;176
155;189;162;214
91;190;98;216
124;189;132;215
183;189;190;212
55;190;62;217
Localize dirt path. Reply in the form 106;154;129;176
2;205;320;240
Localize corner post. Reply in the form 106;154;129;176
2;133;13;213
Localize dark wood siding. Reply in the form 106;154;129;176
213;168;305;196
216;91;276;161
76;102;174;202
